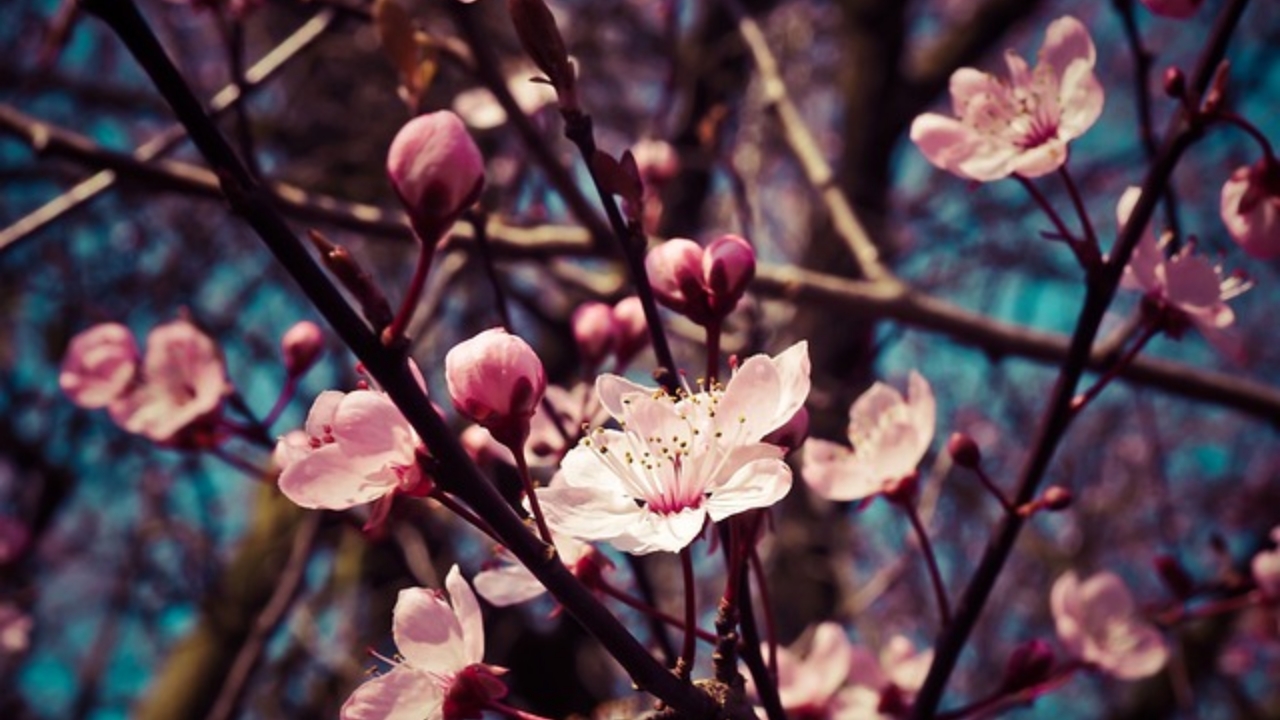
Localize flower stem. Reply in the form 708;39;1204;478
596;580;717;643
513;450;555;546
748;543;779;680
1057;166;1099;253
1070;320;1159;415
382;230;435;346
430;490;502;545
970;465;1016;516
897;497;952;628
677;545;698;680
705;318;722;386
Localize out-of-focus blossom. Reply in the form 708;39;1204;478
281;321;324;377
753;623;932;719
0;517;30;566
610;296;648;368
0;603;31;654
537;342;810;554
910;16;1102;181
473;529;612;606
1118;187;1250;359
1051;570;1169;680
107;320;231;446
445;329;547;450
1140;0;1202;18
277;363;428;512
1252;527;1280;597
631;138;679;186
645;235;757;325
452;75;557;130
1220;160;1280;259
59;323;139;409
341;566;506;720
572;302;617;368
387;111;485;241
802;372;936;502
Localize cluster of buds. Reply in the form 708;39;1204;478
570;296;648;369
645;234;756;326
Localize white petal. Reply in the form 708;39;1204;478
392;587;469;674
340;666;442;720
705;455;792;521
446;565;485;666
472;564;546;607
537;485;645;542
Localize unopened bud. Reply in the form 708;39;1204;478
645;238;709;319
946;431;982;469
611;296;648;368
703;233;755;316
1000;639;1055;693
1162;67;1186;99
445;328;547;451
1041;486;1072;511
571;301;616;368
1154;554;1196;600
281;321;324;377
387;111;485;242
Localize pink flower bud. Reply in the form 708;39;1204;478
947;432;982;469
60;323;139;409
631;139;679;186
645;238;707;318
387;111;485;241
571;302;616;368
1140;0;1202;18
611;296;648;368
1220;161;1280;260
703;233;755;315
446;328;547;450
281;321;324;377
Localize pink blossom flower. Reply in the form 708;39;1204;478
1220;161;1280;260
1051;570;1169;680
387;111;485;241
1252;527;1280;598
801;372;936;502
281;321;324;376
536;342;810;554
277;371;427;512
445;328;547;450
1140;0;1202;18
755;623;932;719
1118;187;1250;358
59;323;139;409
645;235;757;325
473;530;611;606
341;566;507;720
0;603;31;655
910;16;1103;181
107;320;231;445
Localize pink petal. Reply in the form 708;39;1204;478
536;484;645;542
59;323;139;409
341;665;442;720
1056;63;1104;140
705;452;792;521
848;382;907;438
333;391;415;463
278;445;397;509
393;586;469;674
1050;571;1087;659
1038;16;1096;80
472;564;547;607
1105;624;1169;680
445;566;485;666
947;68;1003;114
910;113;998;181
801;439;881;502
1006;140;1069;178
804;623;857;701
304;391;345;436
595;373;651;422
610;506;708;554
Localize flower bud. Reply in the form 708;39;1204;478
60;323;140;409
387;111;485;242
645;238;709;319
1000;639;1055;693
281;321;324;377
611;296;648;368
1041;485;1073;511
947;431;982;469
703;233;755;316
1162;67;1186;99
446;328;547;450
1220;160;1280;259
571;302;616;368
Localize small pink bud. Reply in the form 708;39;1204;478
645;238;707;318
611;296;648;368
446;328;547;450
387;111;485;241
1000;639;1055;693
571;302;616;368
1162;67;1186;98
703;233;755;316
60;323;139;409
1041;486;1072;511
281;321;324;377
947;432;982;469
1140;0;1202;19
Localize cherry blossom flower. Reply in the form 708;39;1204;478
1220;160;1280;260
1140;0;1202;18
536;342;810;554
341;566;507;720
387;111;485;241
753;623;932;719
801;372;936;502
1051;570;1169;680
910;16;1103;181
1251;527;1280;598
446;328;547;450
59;323;139;409
473;530;611;606
107;320;231;445
277;362;428;513
1118;187;1250;359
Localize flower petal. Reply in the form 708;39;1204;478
392;587;469;673
446;565;485;666
340;665;442;720
705;452;791;521
278;445;397;510
801;439;882;502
